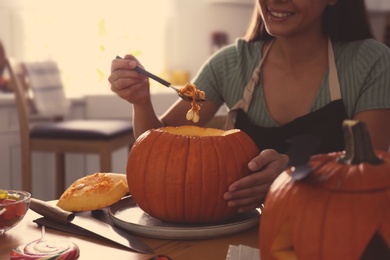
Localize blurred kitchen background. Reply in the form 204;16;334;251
1;0;389;200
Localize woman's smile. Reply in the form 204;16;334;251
259;0;328;38
268;8;294;20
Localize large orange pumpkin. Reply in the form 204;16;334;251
259;120;390;260
126;125;259;223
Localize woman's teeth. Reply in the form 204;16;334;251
270;11;292;18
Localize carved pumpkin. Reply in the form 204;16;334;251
126;125;259;223
259;120;390;260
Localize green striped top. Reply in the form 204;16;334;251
193;38;390;127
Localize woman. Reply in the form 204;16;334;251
109;0;390;213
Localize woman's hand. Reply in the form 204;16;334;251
223;149;289;213
108;54;150;105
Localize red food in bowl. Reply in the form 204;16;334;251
0;190;31;235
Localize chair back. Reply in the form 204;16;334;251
0;41;5;75
23;61;70;118
6;55;71;121
6;57;32;146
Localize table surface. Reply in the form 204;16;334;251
0;207;260;260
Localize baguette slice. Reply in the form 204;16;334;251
57;172;129;212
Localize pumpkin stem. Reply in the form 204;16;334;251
338;120;383;165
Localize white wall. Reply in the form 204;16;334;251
165;0;254;80
1;0;387;82
164;0;390;80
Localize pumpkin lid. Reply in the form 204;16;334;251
290;121;390;192
304;152;390;192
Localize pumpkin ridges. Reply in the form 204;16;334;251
320;191;388;259
260;173;296;260
211;135;241;221
378;189;390;248
212;137;224;221
127;129;160;214
162;132;191;222
201;136;224;221
183;136;205;222
230;131;259;169
127;126;259;223
260;120;390;259
141;130;169;218
163;133;187;221
292;184;330;259
262;175;390;260
320;192;359;259
228;132;258;180
224;132;259;218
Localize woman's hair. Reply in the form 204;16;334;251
244;0;374;42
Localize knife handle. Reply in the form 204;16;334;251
30;198;75;224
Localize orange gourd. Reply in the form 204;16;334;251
126;125;259;223
259;120;390;260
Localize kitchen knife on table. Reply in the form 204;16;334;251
29;198;154;254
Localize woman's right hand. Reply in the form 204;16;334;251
108;54;150;105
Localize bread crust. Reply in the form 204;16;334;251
57;172;129;212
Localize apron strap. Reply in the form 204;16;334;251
231;40;274;112
225;38;341;130
328;38;341;101
224;41;273;130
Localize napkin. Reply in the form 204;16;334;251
226;244;260;260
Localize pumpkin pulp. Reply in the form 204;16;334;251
161;125;240;137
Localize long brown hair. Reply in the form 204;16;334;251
244;0;373;42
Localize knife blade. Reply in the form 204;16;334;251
30;198;154;254
285;134;321;181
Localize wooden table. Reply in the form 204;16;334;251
0;208;259;260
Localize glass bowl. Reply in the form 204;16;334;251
0;189;31;235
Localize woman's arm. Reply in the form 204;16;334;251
109;55;220;138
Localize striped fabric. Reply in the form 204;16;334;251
193;38;390;127
24;61;70;118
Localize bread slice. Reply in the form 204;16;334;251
57;172;128;212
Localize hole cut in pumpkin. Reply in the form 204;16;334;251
161;125;240;137
361;232;390;260
271;220;298;260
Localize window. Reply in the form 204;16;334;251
3;0;171;96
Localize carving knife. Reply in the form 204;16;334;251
30;198;154;254
285;134;321;181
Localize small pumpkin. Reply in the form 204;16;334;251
126;125;259;223
259;120;390;260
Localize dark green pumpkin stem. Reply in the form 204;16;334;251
338;120;384;165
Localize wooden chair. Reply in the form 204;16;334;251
4;46;134;198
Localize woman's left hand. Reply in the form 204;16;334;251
223;149;289;213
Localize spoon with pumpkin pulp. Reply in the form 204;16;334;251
115;56;206;103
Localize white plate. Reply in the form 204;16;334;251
109;196;260;240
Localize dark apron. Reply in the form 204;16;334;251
235;100;347;154
225;39;348;163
